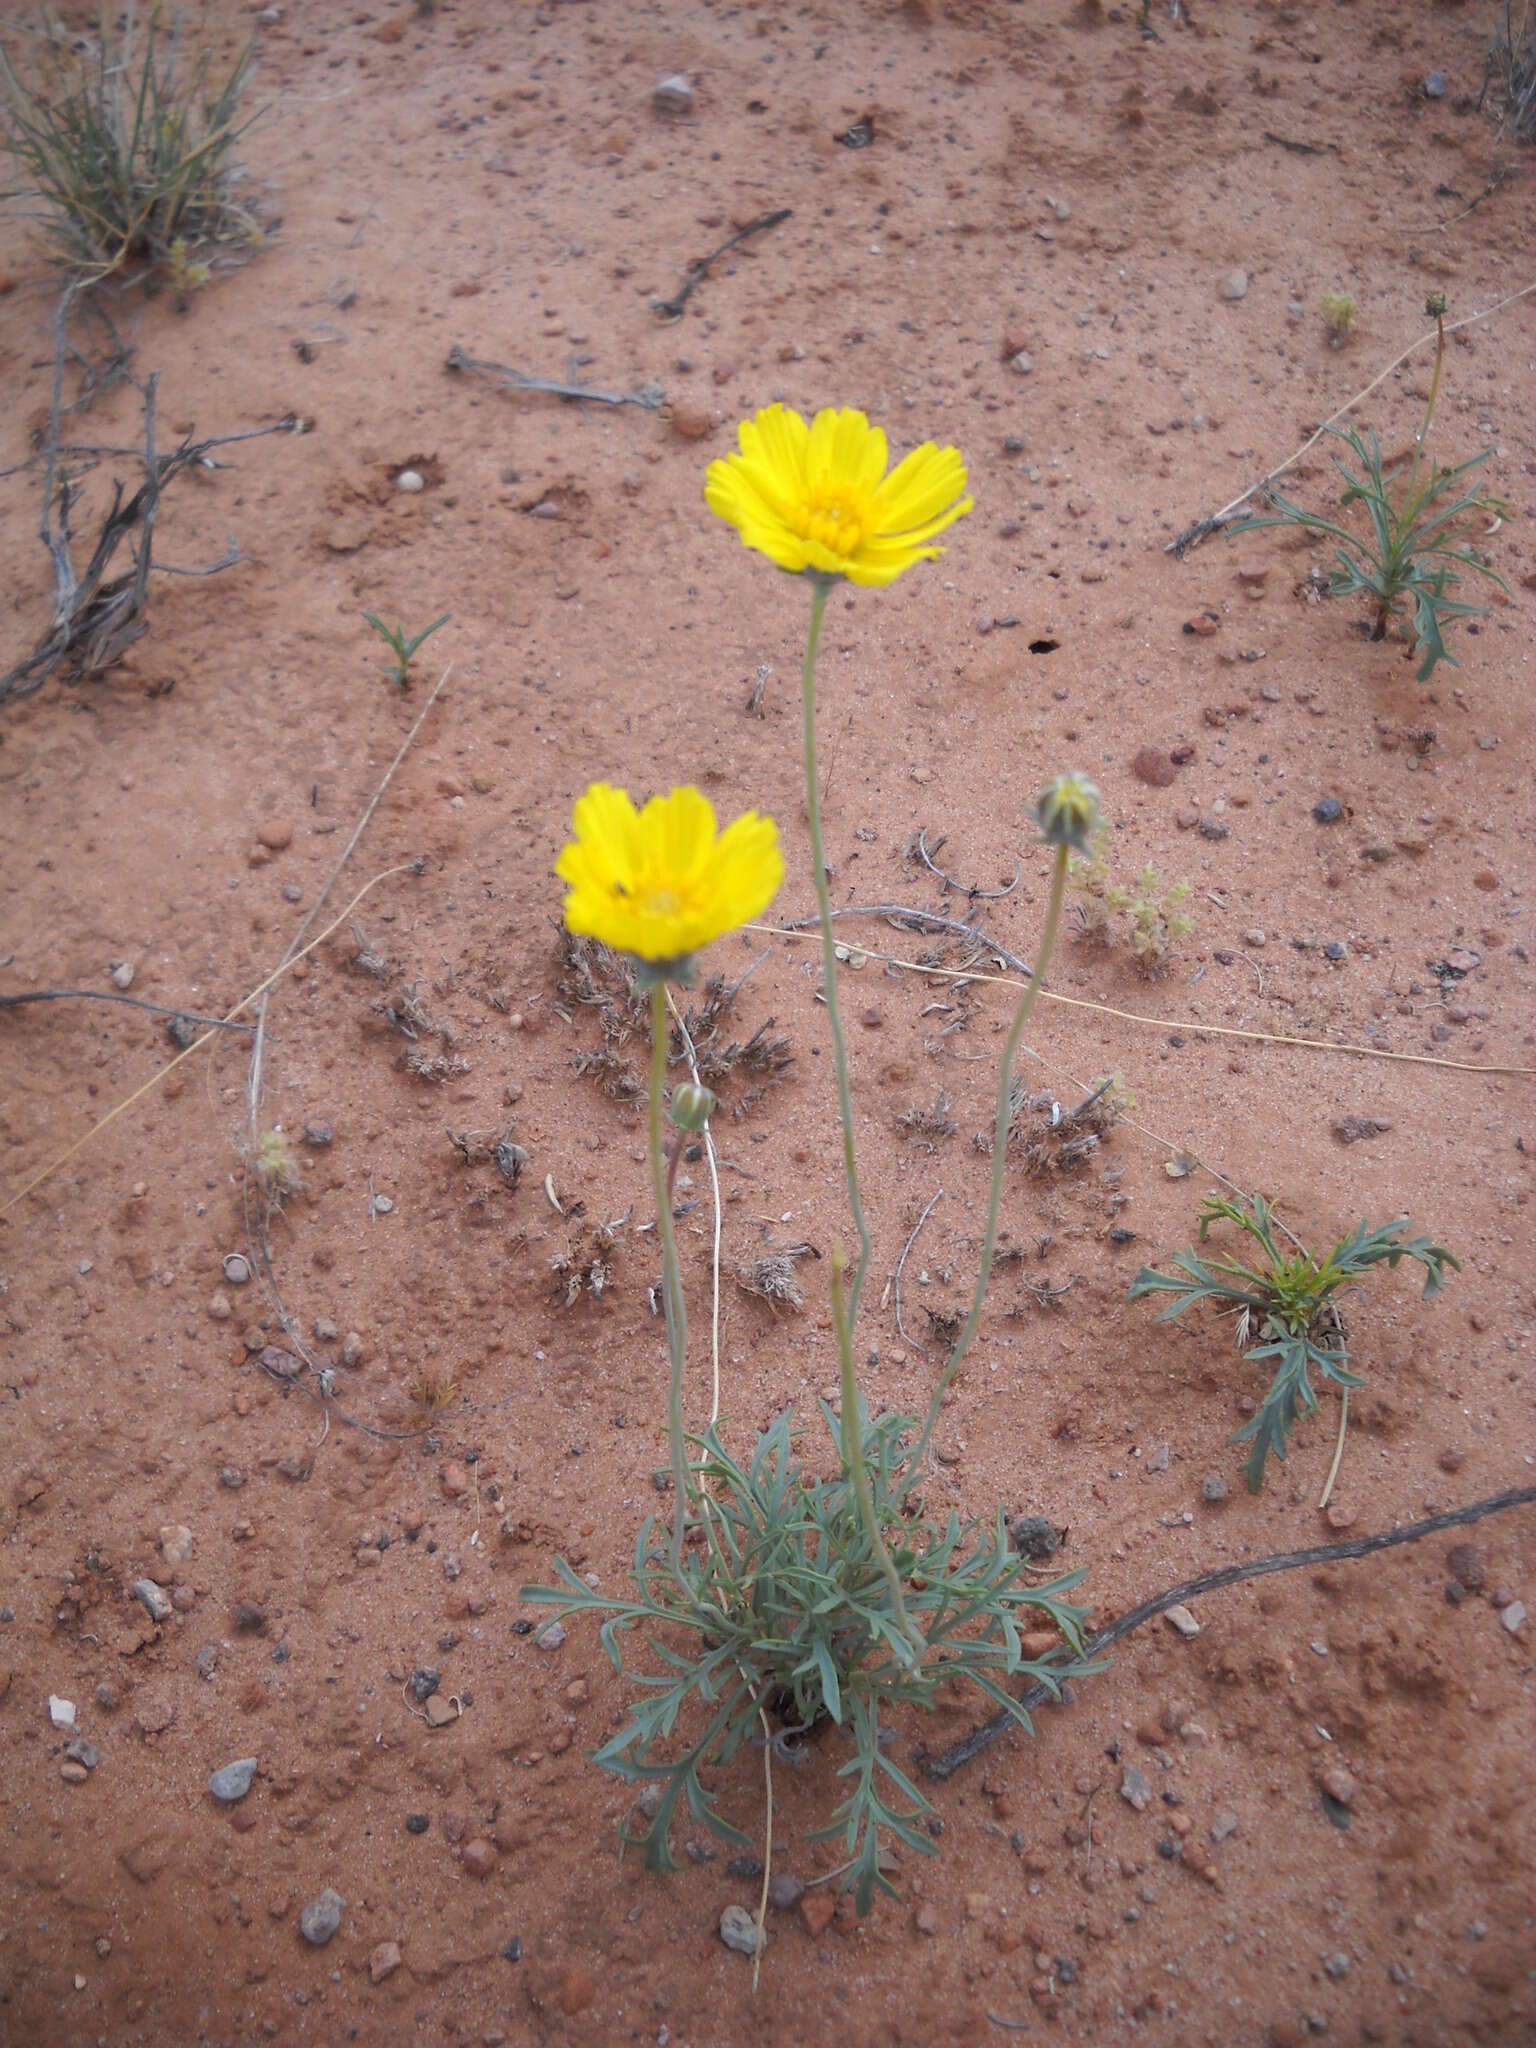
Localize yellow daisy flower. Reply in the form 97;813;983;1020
557;783;784;968
705;403;972;587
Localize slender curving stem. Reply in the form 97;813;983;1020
831;1250;921;1669
908;843;1071;1480
799;573;874;1328
649;981;692;1574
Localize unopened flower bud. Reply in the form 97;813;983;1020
1424;291;1447;320
1033;772;1102;853
668;1081;717;1132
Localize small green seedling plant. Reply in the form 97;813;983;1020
1232;297;1509;680
362;610;449;687
1129;1192;1457;1497
0;6;264;279
1318;288;1358;345
1069;828;1194;974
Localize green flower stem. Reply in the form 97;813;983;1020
800;573;873;1328
908;843;1071;1479
1422;309;1446;442
649;981;691;1575
830;1250;920;1670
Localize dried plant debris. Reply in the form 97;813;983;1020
404;1366;460;1421
559;933;648;1040
349;922;390;979
922;1302;965;1347
447;1123;527;1187
734;1239;819;1312
375;978;469;1081
571;1044;644;1106
674;963;794;1108
552;1216;626;1308
897;1090;958;1142
1008;1075;1123;1175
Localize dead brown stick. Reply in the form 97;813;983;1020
922;1485;1536;1780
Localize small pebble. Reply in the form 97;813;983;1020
1499;1600;1526;1634
536;1622;566;1652
1201;1471;1229;1504
110;960;135;991
767;1872;804;1910
653;73;693;113
719;1904;761;1956
395;469;425;493
209;1757;258;1804
222;1252;252;1286
1312;796;1342;825
1120;1765;1152;1812
409;1667;440;1702
462;1838;497;1879
299;1890;344;1946
133;1579;172;1624
1423;71;1447;98
370;1941;402;1984
1222;270;1248;301
1164;1604;1201;1638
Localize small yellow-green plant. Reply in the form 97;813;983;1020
1129;1192;1457;1496
1319;288;1358;345
362;610;450;687
166;233;209;304
0;6;264;279
252;1126;302;1209
1069;829;1193;973
1232;297;1508;680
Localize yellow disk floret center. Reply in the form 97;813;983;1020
789;481;869;559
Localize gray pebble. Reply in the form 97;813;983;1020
395;469;425;494
1209;1809;1239;1843
718;1904;762;1956
1312;796;1342;824
133;1578;172;1624
536;1622;566;1652
1120;1765;1152;1812
65;1740;100;1770
195;1644;219;1681
1222;270;1248;301
303;1119;333;1147
1500;1600;1526;1634
1324;1952;1350;1981
1202;1471;1230;1504
767;1872;804;1910
1423;72;1447;98
222;1252;252;1286
299;1889;345;1947
110;960;135;991
209;1757;258;1803
409;1667;440;1702
653;73;693;113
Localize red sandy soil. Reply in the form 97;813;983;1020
1;1;1532;2043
